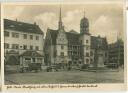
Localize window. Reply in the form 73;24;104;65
23;34;27;39
30;45;33;50
5;43;9;49
36;36;39;40
32;58;35;63
90;58;93;62
61;52;64;56
12;32;19;38
25;58;31;60
37;58;42;63
86;40;88;43
90;51;93;56
81;40;82;44
86;59;89;64
5;31;9;37
30;35;33;40
61;45;64;49
86;52;89;57
12;44;19;49
23;45;27;49
105;52;107;57
86;46;89;50
35;46;39;50
20;46;22;48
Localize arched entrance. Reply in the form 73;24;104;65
6;55;19;65
5;50;19;65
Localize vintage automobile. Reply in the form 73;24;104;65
20;63;42;73
46;65;59;72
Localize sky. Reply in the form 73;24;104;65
3;1;124;44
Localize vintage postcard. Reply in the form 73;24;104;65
1;0;127;92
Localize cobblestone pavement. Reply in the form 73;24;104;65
5;70;124;85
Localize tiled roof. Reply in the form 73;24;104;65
91;36;108;50
20;51;43;57
4;19;44;35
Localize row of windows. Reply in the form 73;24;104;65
68;51;81;55
24;58;42;63
68;46;81;50
60;51;90;57
68;51;91;57
61;45;90;50
80;40;89;44
5;43;39;50
61;45;81;50
5;31;40;40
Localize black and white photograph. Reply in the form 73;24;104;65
3;1;125;85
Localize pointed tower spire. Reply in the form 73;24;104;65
59;6;62;23
58;5;63;30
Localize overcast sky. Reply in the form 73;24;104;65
3;1;124;43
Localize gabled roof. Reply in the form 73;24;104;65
69;29;79;34
48;29;58;45
48;29;80;45
66;32;80;45
91;36;108;50
20;51;43;57
4;19;44;35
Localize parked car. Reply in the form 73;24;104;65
28;63;42;72
80;64;89;69
20;63;42;73
46;65;58;72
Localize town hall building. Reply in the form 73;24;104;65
44;8;108;68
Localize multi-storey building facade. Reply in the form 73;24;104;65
90;36;108;67
108;39;124;68
4;19;44;68
44;8;108;68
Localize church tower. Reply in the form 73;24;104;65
80;11;89;34
56;6;68;66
